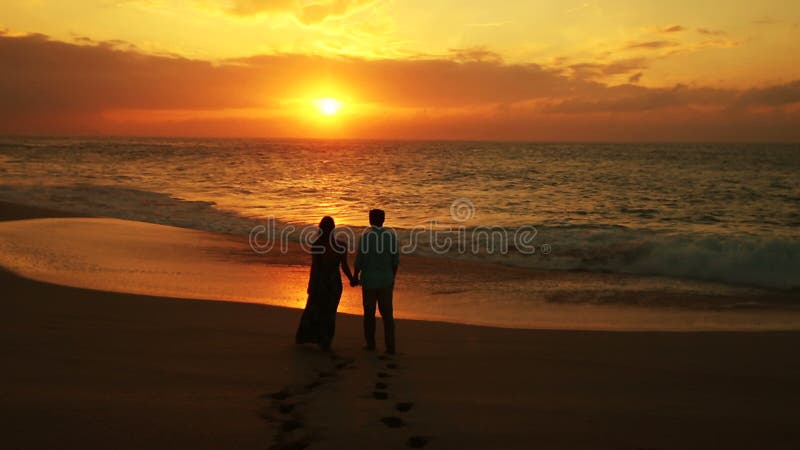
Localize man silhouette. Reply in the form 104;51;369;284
353;209;399;354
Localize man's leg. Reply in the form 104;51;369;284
362;288;378;350
376;288;395;354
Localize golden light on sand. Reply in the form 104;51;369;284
315;98;342;116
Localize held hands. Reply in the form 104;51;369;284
349;276;360;287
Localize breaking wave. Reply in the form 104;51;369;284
1;184;797;290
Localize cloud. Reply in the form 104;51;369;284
543;81;800;114
737;80;800;107
697;28;726;36
568;58;647;80
624;40;680;50
0;32;586;113
0;32;797;141
447;47;503;63
226;0;377;25
660;25;685;33
70;35;141;52
673;39;741;55
752;17;780;25
543;84;696;113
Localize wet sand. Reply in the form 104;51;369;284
2;201;800;449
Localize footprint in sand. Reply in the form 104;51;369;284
270;443;309;450
406;436;430;448
261;390;311;450
263;353;358;450
380;416;406;428
269;388;292;401
375;358;432;448
331;354;356;370
281;419;304;432
279;403;295;414
395;402;413;412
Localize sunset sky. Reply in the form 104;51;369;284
1;0;799;140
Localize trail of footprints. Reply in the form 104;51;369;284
369;355;432;448
261;352;430;449
261;354;354;450
372;355;430;448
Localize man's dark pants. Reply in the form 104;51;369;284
362;287;395;352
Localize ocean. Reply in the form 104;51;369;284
1;136;798;291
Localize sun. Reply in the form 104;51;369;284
314;98;342;116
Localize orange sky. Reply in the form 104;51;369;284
1;1;799;141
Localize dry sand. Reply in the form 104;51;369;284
2;201;800;449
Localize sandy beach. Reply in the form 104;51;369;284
3;0;800;446
2;201;800;449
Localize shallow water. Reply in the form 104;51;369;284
1;218;798;331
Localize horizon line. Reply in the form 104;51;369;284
2;133;798;146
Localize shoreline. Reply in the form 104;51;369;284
2;200;799;332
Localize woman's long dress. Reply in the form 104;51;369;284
295;238;344;349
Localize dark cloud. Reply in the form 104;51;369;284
543;81;800;114
0;32;593;112
568;58;647;80
448;47;503;63
660;25;685;33
545;84;688;113
231;53;580;107
0;32;797;141
752;17;780;25
697;28;726;36
737;80;800;107
0;33;261;113
624;40;680;50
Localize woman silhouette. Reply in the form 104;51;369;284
295;216;355;351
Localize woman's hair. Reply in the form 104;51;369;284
319;216;335;234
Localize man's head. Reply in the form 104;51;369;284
369;209;385;227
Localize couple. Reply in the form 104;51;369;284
295;209;399;354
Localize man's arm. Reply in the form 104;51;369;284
353;234;364;283
391;232;399;277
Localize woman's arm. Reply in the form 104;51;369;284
339;246;355;285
